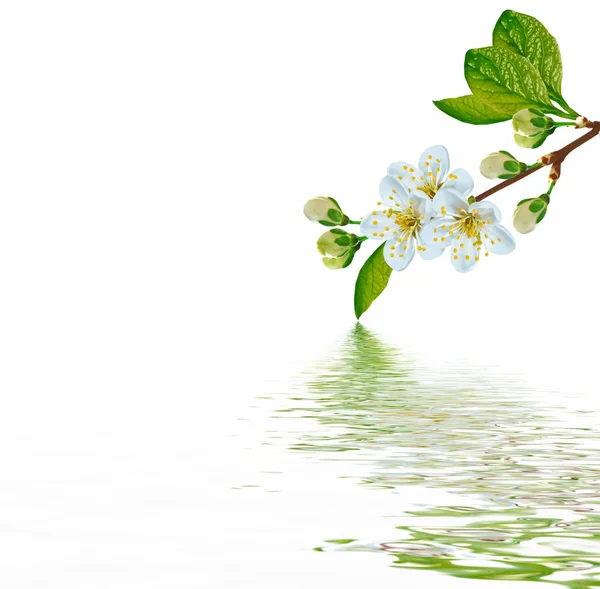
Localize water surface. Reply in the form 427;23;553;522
269;324;600;587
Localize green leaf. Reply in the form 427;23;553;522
493;10;565;105
464;46;561;116
433;94;511;124
354;243;392;319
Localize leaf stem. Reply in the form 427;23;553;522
475;121;600;202
550;93;580;119
551;109;578;121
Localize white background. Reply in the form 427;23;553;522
0;0;599;323
0;1;599;588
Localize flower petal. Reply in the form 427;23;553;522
450;237;477;273
419;217;456;248
387;162;419;196
481;224;516;255
471;200;502;224
379;176;410;209
419;145;449;180
433;187;470;217
384;235;415;271
409;191;431;220
443;168;474;198
416;234;445;260
360;211;396;241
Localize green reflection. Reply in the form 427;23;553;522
284;325;600;586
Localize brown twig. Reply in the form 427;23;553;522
474;120;600;202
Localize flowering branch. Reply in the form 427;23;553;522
302;10;600;318
475;121;600;202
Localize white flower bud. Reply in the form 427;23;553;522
479;151;524;179
317;229;356;257
512;108;554;137
514;132;550;149
322;249;356;269
303;197;348;226
317;229;358;269
513;195;549;234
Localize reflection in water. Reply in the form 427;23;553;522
281;324;600;586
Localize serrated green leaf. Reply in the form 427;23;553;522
493;10;566;105
354;243;392;319
433;94;511;124
465;46;561;117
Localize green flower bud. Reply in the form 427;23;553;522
512;108;554;137
480;151;526;180
513;131;551;149
317;229;359;269
317;228;357;257
322;248;356;270
303;197;348;226
513;194;550;234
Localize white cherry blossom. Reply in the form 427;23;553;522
360;146;475;271
387;145;474;202
420;188;516;272
360;177;443;271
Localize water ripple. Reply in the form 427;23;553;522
278;324;600;586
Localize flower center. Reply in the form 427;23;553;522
456;211;484;239
417;181;442;199
394;206;422;236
